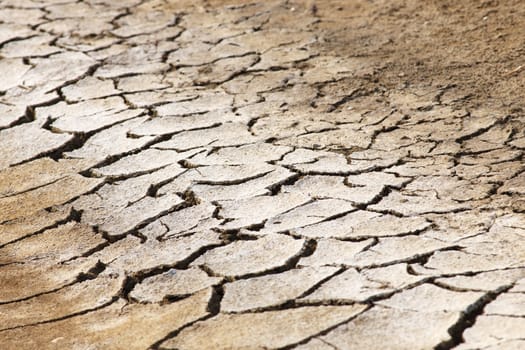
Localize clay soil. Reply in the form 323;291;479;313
312;0;525;112
0;1;524;349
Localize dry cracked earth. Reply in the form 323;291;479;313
1;0;525;349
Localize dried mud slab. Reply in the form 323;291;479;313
0;289;212;350
161;304;367;350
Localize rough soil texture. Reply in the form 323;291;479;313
1;0;524;349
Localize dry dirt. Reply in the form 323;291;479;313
0;0;524;349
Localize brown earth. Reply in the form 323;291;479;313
0;1;524;349
314;0;525;112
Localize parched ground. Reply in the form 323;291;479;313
0;0;524;349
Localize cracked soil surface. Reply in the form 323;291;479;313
1;0;525;349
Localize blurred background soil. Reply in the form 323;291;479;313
307;0;525;113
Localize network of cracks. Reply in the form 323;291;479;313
0;0;524;349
